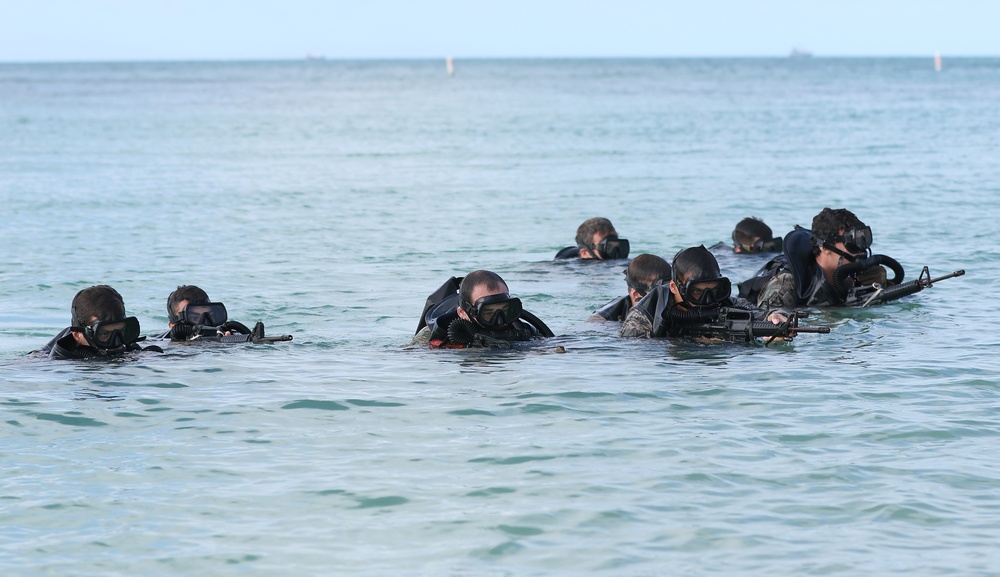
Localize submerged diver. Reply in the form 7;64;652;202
555;217;630;260
620;246;784;339
589;254;672;322
732;217;783;254
155;285;289;343
413;270;554;348
738;208;876;310
33;285;162;360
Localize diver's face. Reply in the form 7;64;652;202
456;284;509;322
168;299;190;328
580;231;616;260
817;233;866;273
669;276;725;310
733;236;760;254
686;279;723;304
71;314;99;347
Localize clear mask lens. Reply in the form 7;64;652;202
181;302;228;326
466;294;523;328
86;316;141;349
682;277;732;307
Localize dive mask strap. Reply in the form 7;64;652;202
624;269;651;297
822;242;860;262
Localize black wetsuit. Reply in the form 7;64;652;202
554;246;581;259
590;295;632;322
414;277;553;348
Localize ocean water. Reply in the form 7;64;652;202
1;58;999;576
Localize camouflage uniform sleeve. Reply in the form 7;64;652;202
411;326;433;346
619;306;653;338
755;271;799;313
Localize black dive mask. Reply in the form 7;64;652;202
587;235;630;260
624;269;666;298
80;316;141;351
829;226;872;255
461;294;523;329
821;242;867;263
678;277;732;308
174;302;228;326
732;232;783;254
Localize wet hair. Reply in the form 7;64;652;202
626;254;671;291
459;270;509;310
167;285;211;320
71;285;126;328
575;217;617;248
732;217;773;250
811;208;865;252
671;245;722;285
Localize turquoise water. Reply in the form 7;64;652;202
2;58;999;576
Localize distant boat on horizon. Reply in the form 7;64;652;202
789;48;813;58
305;54;326;61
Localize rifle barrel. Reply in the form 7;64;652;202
929;269;965;284
789;327;831;334
256;335;294;343
207;334;293;344
744;321;831;337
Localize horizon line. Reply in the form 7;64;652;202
1;53;996;65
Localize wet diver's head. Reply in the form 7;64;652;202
167;285;210;325
812;208;871;256
811;208;872;273
70;285;140;354
457;270;522;329
576;217;630;260
167;285;229;330
669;245;732;310
732;216;782;254
624;254;672;305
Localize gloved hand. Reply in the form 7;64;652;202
857;265;889;287
251;321;265;342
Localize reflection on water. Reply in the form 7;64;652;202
73;388;127;402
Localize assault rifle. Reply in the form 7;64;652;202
675;307;831;346
171;321;293;344
205;332;293;344
833;255;966;307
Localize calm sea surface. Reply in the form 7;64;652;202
2;58;999;576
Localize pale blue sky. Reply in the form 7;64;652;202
1;0;996;62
